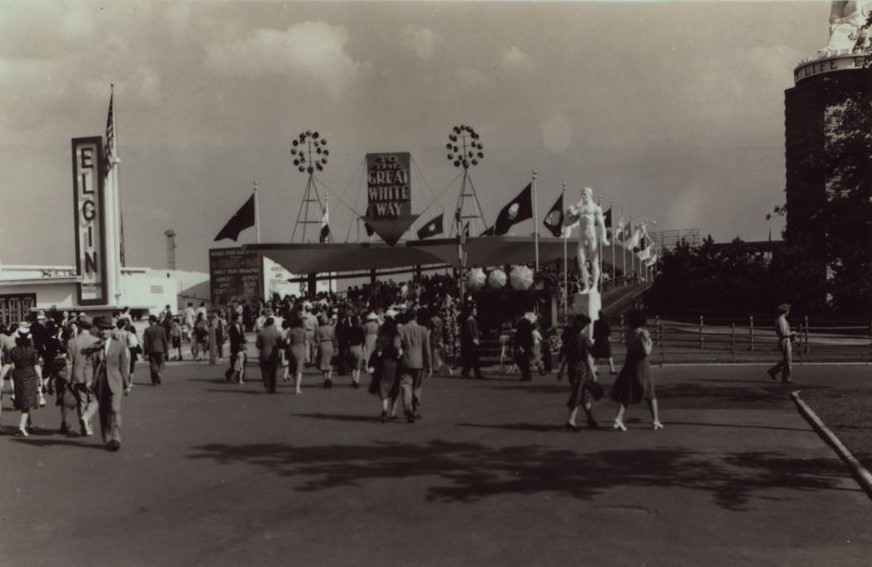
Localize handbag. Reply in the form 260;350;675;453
584;380;605;401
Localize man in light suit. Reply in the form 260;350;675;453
142;314;169;386
398;309;432;423
89;315;131;451
256;317;282;393
67;316;100;436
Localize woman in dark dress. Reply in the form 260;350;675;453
10;329;42;437
591;310;616;375
367;313;402;422
560;314;600;431
610;309;662;431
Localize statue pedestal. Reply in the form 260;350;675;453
569;289;601;336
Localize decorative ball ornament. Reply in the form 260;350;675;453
446;124;484;170
466;267;487;291
290;131;329;175
487;268;507;289
509;265;534;290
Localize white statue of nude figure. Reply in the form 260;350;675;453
565;187;609;294
821;0;871;54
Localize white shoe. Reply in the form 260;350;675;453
652;421;664;431
612;419;627;432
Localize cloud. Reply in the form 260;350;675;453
501;46;533;71
455;67;489;89
541;113;572;154
400;25;438;61
205;21;366;99
62;2;96;39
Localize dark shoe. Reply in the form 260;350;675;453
564;422;580;432
587;416;600;429
352;381;360;389
406;411;416;423
380;411;387;423
59;424;69;435
767;368;778;381
324;379;333;389
107;440;121;452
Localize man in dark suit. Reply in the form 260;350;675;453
398;309;432;422
142;315;169;386
227;313;247;384
89;315;131;451
256;317;282;393
460;304;484;380
515;310;536;381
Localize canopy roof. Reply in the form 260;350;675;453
245;237;619;274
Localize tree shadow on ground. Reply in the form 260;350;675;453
189;440;852;511
293;412;383;424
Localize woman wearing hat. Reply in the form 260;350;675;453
367;312;402;422
610;309;662;431
9;328;42;436
315;313;336;388
560;314;600;431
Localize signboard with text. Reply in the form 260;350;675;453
72;137;108;305
209;248;262;307
363;152;418;246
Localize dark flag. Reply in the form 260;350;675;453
364;220;374;237
542;193;564;237
214;194;255;242
486;182;533;236
603;207;613;235
416;213;444;240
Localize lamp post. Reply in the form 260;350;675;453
290;130;330;243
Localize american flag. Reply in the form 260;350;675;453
104;90;115;178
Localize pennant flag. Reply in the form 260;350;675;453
416;213;444;240
104;90;115;178
486;182;533;236
214;194;255;242
364;220;374;237
542;194;564;237
320;201;331;243
603;207;613;234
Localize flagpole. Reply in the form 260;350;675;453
561;183;567;319
532;170;539;272
254;180;261;244
610;201;616;288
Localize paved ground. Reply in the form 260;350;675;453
1;360;870;567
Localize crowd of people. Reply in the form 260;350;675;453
0;269;671;446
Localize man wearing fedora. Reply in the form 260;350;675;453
89;315;131;451
66;315;99;436
767;303;796;384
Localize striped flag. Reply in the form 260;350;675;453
104;90;115;178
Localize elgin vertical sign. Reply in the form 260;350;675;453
72;137;108;304
363;152;418;246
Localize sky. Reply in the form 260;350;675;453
0;1;832;273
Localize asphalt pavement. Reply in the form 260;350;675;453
1;359;870;567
